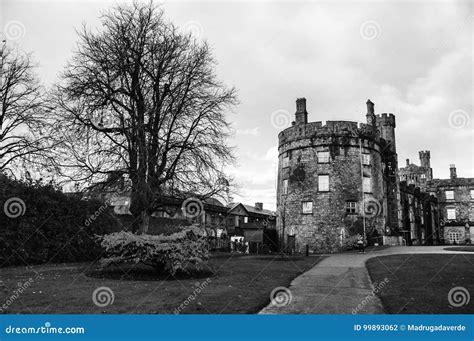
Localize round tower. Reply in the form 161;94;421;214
276;99;387;252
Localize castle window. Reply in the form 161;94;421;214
470;189;474;199
318;175;329;192
282;179;288;195
282;153;289;168
345;201;357;214
445;190;454;200
363;177;372;193
318;151;330;163
446;208;456;220
448;230;461;243
421;174;426;179
361;153;371;165
302;201;313;214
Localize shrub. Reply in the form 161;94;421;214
342;235;361;250
98;225;209;275
0;174;120;266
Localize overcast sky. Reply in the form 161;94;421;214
2;0;472;209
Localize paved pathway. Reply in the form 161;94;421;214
259;246;472;314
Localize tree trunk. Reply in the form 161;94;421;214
138;211;151;234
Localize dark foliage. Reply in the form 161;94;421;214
0;174;119;266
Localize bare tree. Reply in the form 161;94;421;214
0;43;48;174
50;2;237;233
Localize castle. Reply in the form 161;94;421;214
276;98;472;252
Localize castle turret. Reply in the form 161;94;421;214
366;99;376;126
295;98;308;125
419;150;432;180
375;113;396;153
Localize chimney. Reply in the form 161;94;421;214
406;159;410;166
450;164;457;179
295;98;308;125
255;202;263;211
366;99;376;126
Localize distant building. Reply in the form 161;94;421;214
399;151;433;190
399;181;440;245
427;164;474;244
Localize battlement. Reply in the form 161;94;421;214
279;120;378;143
375;113;396;127
419;150;430;158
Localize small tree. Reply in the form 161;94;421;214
50;2;237;233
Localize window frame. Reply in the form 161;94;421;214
318;174;330;192
361;153;371;166
282;179;289;195
317;151;330;163
362;176;372;193
302;201;313;215
446;207;456;220
345;201;357;214
445;190;454;200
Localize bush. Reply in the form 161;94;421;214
98;225;209;275
0;174;120;266
342;235;362;250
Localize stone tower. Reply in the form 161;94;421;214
276;98;400;252
419;150;433;180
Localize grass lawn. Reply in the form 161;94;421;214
366;254;474;314
444;245;474;252
0;253;324;314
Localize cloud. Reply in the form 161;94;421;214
236;127;260;136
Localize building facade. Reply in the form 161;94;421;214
276;98;402;252
427;165;474;244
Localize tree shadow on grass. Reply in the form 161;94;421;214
85;263;215;281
